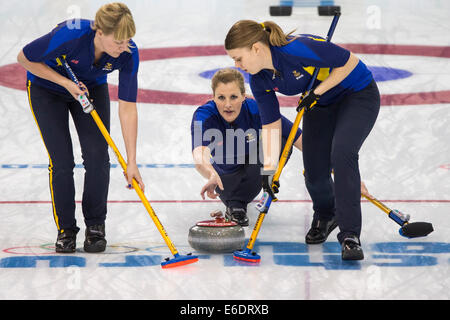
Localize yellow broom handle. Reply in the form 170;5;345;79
273;108;305;183
90;110;178;255
361;194;391;215
246;213;266;250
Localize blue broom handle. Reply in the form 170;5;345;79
306;12;341;92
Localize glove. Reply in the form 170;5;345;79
261;169;279;199
296;90;320;112
272;179;280;194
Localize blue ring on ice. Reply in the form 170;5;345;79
199;66;412;83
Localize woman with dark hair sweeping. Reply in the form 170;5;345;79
224;20;380;260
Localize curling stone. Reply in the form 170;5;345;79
188;210;245;253
318;5;341;16
269;5;292;16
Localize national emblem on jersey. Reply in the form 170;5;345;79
292;70;304;80
246;132;256;143
102;62;113;71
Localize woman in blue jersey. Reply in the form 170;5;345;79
192;68;302;226
225;21;380;260
17;3;144;253
191;68;372;227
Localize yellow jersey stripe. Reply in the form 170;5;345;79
302;66;330;81
27;80;61;231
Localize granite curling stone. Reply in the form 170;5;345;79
188;210;245;253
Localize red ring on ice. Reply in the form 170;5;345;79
2;245;57;255
1;44;449;106
2;244;140;255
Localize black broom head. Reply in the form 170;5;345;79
400;222;434;238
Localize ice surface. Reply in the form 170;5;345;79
0;0;448;301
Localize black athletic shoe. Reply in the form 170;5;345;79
341;236;364;260
305;217;338;244
84;224;107;253
55;229;77;253
225;207;249;226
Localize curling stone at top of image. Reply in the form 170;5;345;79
318;5;341;16
188;210;245;253
269;4;341;16
269;5;292;16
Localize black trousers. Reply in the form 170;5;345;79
27;82;110;233
302;80;380;243
216;138;293;210
217;164;262;210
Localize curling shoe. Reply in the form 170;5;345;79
55;229;78;253
225;207;249;227
84;224;107;253
305;217;338;244
341;236;364;260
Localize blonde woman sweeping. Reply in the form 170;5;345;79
17;3;144;253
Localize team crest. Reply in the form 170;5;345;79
102;63;113;71
292;70;303;80
246;132;256;143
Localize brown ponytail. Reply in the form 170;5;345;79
225;20;295;50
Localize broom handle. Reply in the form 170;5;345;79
58;57;179;256
247;13;341;252
89;110;178;254
361;194;391;215
273;12;341;185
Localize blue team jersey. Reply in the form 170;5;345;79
191;97;301;175
250;34;373;124
23;19;139;102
